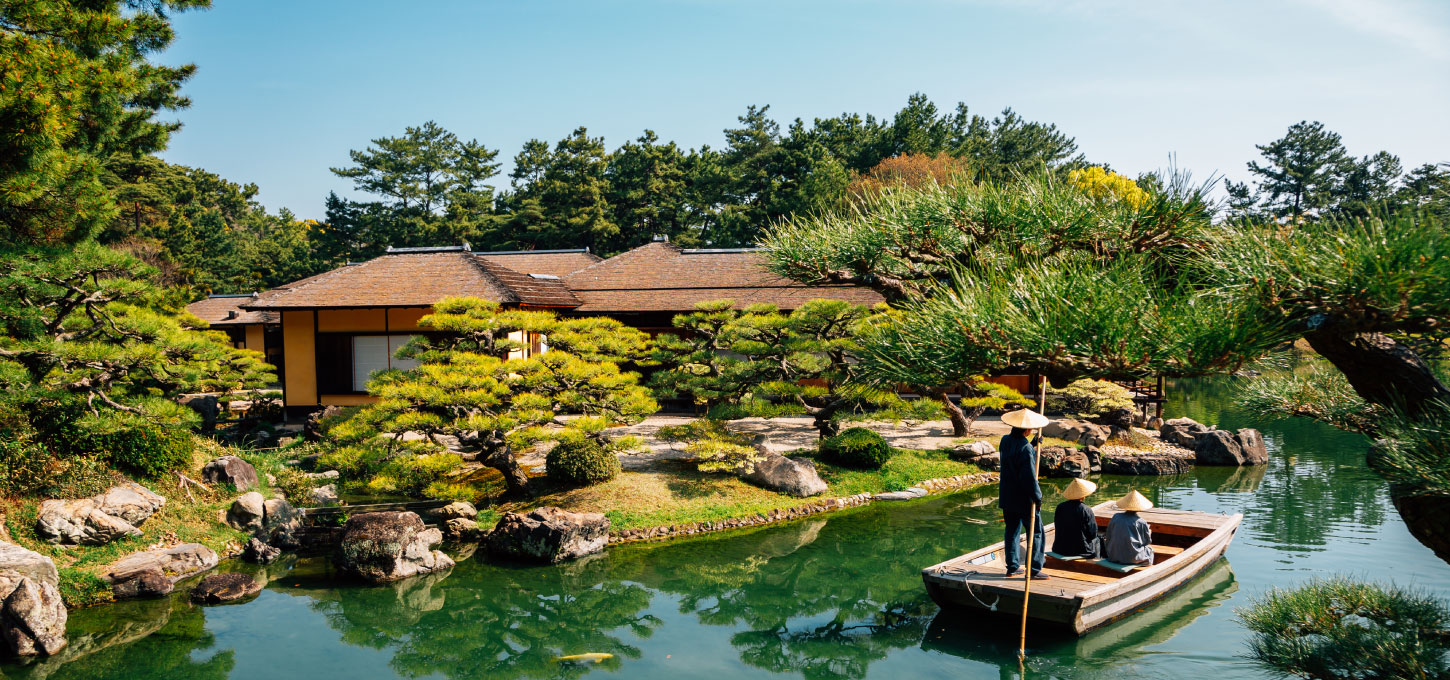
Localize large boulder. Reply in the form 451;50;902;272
1038;445;1091;478
1093;408;1136;430
0;569;67;657
262;498;303;549
243;538;282;565
441;518;484;542
35;499;140;545
310;484;340;506
190;572;262;605
201;456;259;491
225;492;266;532
1159;420;1210;449
93;483;165;526
0;543;57;588
975;453;1001;471
948;440;996;461
1101;452;1193;476
1041;419;1109;448
486;507;610;564
743;453;828;498
110;568;172;600
1195;429;1269;466
432;501;477;522
105;543;218;587
304;405;344;442
334;512;454;583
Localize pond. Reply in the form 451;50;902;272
5;377;1447;680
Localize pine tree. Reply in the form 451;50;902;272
1244;121;1352;217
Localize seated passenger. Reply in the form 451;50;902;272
1051;478;1101;559
1104;490;1155;565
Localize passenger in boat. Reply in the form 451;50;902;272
999;408;1053;579
1051;478;1101;559
1104;490;1155;565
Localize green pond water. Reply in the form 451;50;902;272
5;377;1448;680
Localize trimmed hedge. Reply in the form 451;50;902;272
820;427;893;469
547;438;621;486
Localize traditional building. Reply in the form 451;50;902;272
185;293;283;372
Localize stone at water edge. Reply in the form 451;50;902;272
0;542;58;588
486;507;610;564
93;483;165;526
201;455;259;491
262;498;303;549
948;440;996;461
35;499;140;545
1038;445;1091;479
742;453;829;498
310;485;340;506
105;543;219;585
243;538;282;564
334;512;455;583
226;492;266;532
432;501;478;522
1194;430;1248;466
111;568;172;599
1158;423;1206;449
1235;428;1269;465
442;518;484;542
1100;453;1193;476
191;572;263;604
0;569;67;657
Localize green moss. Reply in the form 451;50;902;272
58;568;112;607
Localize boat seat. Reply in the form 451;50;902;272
1095;559;1150;573
1152;545;1185;556
1046;552;1087;561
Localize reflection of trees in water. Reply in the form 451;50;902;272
730;598;934;680
307;556;660;680
2;597;233;680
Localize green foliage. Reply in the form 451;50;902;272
57;568;112;608
1048;379;1136;418
656;418;765;474
1372;401;1450;497
819;427;893;470
1238;577;1450;680
546;437;621;486
705;399;807;420
1;0;209;245
64;408;195;479
1237;360;1384;435
492;127;617;251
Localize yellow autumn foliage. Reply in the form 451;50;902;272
1070;166;1149;209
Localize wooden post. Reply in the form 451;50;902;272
1019;376;1048;664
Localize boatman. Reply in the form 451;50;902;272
1051;478;1101;559
1104;490;1156;565
999;407;1053;580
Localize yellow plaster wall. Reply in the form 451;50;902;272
244;324;265;352
282;311;316;406
318;308;386;332
387;307;429;331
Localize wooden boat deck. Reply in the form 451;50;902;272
922;501;1242;634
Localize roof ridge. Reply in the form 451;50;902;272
462;254;523;304
245;258;366;308
563;241;680;281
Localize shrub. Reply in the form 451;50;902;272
657;419;764;473
819;427;893;469
546;438;621;486
75;415;194;479
1238;577;1450;680
1047;379;1135;418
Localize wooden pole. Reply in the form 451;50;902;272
1018;375;1049;666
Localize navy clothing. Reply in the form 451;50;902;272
1004;506;1046;574
997;432;1042;514
1104;512;1154;564
1051;500;1101;559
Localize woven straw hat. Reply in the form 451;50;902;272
1001;408;1050;429
1063;478;1097;501
1117;489;1154;512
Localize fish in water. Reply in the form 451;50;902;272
556;653;614;664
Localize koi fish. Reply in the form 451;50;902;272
556;653;614;664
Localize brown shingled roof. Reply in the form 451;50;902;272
473;259;580;307
563;242;884;312
476;250;600;278
186;295;277;326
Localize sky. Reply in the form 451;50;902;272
158;0;1450;219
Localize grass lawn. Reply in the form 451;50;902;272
510;447;984;532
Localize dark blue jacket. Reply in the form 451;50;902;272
998;432;1042;513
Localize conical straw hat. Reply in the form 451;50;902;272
1063;478;1097;501
1117;489;1154;511
1001;408;1050;429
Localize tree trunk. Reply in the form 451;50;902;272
1391;486;1450;565
1304;330;1450;418
926;387;972;437
483;445;532;497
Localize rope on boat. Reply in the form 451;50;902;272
932;565;1000;612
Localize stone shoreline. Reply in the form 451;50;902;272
608;472;999;544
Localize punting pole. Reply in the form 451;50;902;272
1018;375;1048;667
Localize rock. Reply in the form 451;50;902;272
266;473;277;486
201;455;259;491
1038;445;1091;478
226;492;266;532
310;484;340;506
1083;445;1102;469
975;453;1001;471
486;507;610;564
110;568;172;600
432;501;477;522
441;518;483;542
261;498;303;550
948;440;996;461
105;543;218;585
178;394;220;432
1146;416;1164;430
1235;428;1269;465
1094;408;1135;430
1165;417;1208;430
0;543;58;588
1041;419;1109;447
304;405;344;442
35;499;140;545
243;538;282;564
1101;453;1193;476
190;572;262;604
742;453;828;498
304;470;340;480
1159;422;1206;449
0;570;67;657
335;512;454;582
93;483;165;526
874;488;928;501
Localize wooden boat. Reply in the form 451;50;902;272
922;500;1242;635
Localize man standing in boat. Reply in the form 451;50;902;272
999;408;1052;579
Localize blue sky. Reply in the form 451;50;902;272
159;0;1450;219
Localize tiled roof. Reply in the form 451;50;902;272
473;259;580;307
248;251;519;309
186;295;277;326
476;250;600;278
563;242;884;312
